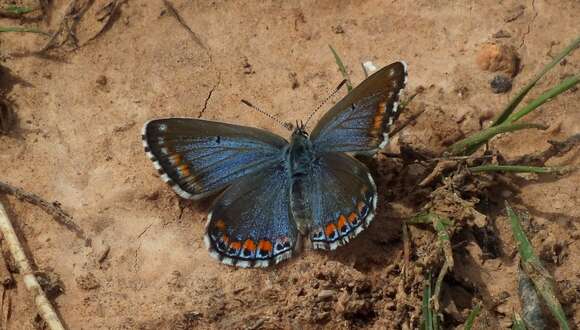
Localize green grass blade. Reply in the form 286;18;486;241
4;5;35;15
506;202;570;330
329;45;353;92
463;302;482;330
493;36;579;126
0;26;48;35
512;312;527;330
448;122;547;156
469;164;574;175
421;276;434;330
508;75;579;123
506;203;540;263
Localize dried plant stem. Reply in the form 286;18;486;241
0;181;84;240
0;202;65;330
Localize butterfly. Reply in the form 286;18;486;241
142;61;407;267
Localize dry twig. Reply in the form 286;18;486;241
0;181;85;240
0;202;65;330
36;0;92;54
87;0;125;42
0;238;13;286
162;0;206;50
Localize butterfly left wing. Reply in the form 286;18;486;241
307;152;377;250
310;61;407;155
205;162;299;268
143;118;288;199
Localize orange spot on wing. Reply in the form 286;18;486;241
178;164;190;176
229;241;242;250
221;234;229;244
337;214;347;229
357;201;366;213
348;212;357;224
169;154;181;165
243;239;257;252
258;240;273;252
370;101;387;136
325;223;337;237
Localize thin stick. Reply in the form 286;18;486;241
0;202;65;330
0;237;14;286
87;0;124;42
0;181;85;240
162;0;206;50
389;106;426;137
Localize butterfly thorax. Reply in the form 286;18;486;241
288;128;316;235
288;128;314;176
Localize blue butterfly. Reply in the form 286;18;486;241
142;61;407;267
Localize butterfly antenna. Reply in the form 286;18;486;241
241;99;293;131
304;79;347;128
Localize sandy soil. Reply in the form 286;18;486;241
0;0;578;329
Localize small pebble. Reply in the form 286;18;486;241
476;43;520;77
490;75;512;93
332;25;344;34
96;75;108;86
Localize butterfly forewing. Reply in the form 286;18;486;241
142;118;288;199
310;61;407;155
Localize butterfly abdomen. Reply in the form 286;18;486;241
287;129;316;234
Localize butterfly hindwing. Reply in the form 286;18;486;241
142;118;287;199
204;163;298;267
308;152;377;250
310;61;407;155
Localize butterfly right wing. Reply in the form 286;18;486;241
143;118;288;199
309;62;407;155
308;152;377;250
205;162;299;267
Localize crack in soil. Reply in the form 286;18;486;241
519;0;538;49
198;74;221;119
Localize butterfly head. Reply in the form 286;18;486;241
292;120;308;138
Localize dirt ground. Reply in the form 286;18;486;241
0;0;579;329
